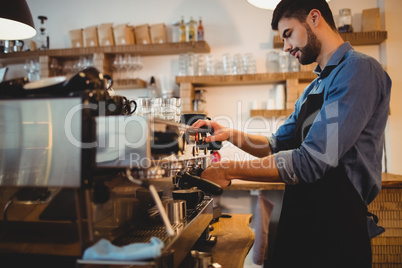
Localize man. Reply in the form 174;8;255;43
192;0;391;267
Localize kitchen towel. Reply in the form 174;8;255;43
83;237;164;261
253;194;275;265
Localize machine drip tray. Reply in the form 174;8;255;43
79;198;213;267
114;198;212;246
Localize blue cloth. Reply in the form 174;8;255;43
269;42;391;206
83;237;164;261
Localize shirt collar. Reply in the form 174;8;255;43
313;42;354;78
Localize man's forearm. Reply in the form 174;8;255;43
230;129;272;158
223;155;282;182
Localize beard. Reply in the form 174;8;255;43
297;24;321;65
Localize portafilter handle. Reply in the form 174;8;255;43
180;172;223;196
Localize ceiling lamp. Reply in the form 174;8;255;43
247;0;331;10
0;0;36;40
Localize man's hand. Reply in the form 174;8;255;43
200;162;232;188
192;119;232;143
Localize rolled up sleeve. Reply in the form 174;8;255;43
274;150;299;185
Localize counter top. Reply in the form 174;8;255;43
226;172;402;191
192;214;254;268
381;173;402;188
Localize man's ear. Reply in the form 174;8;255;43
308;9;322;27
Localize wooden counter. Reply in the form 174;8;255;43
381;173;402;188
226;172;402;191
192;214;254;268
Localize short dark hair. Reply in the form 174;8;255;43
271;0;337;31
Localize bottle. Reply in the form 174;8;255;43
180;16;186;42
148;76;157;98
188;16;196;42
197;17;204;41
37;16;49;50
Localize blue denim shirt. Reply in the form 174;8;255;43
269;42;391;205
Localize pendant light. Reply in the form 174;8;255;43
247;0;331;10
0;0;36;40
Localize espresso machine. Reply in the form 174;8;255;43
0;69;222;267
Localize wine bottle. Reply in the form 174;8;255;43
180;16;186;42
197;17;204;41
188;16;195;41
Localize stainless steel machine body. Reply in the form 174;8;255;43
0;94;218;268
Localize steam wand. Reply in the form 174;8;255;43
126;169;175;237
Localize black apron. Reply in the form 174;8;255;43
270;90;372;268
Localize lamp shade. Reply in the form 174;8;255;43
0;0;36;40
247;0;331;10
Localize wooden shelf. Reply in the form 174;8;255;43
0;41;210;60
113;78;147;89
250;109;293;118
273;31;388;48
175;71;316;86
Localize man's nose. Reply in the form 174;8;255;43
283;40;292;53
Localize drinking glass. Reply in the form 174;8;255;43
243;53;256;74
112;55;123;82
266;51;280;73
174;97;182;122
222;53;234;75
197;55;206;76
151;98;162;118
187;53;196;76
136;98;152;116
233;53;244;75
205;55;215;75
134;55;143;78
289;56;300;72
279;52;290;72
24;59;40;81
178;54;187;76
161;97;176;121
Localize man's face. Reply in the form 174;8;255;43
278;18;321;65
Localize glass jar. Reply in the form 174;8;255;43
338;8;353;33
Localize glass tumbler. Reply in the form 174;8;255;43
205;55;215;75
266;50;280;73
161;97;176;121
151;98;162;118
279;52;290;72
222;53;234;75
244;53;256;74
137;98;152;116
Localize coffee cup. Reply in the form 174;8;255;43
172;188;204;209
107;95;137;115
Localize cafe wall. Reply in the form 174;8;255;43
24;0;402;175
